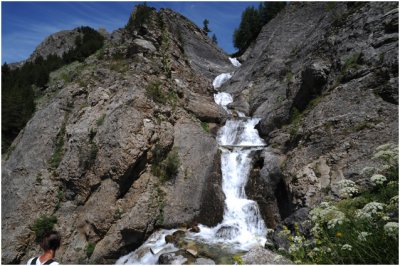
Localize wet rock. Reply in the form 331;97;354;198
172;230;186;239
215;226;239;240
158;252;188;265
165;235;175;244
246;149;292;228
189;225;200;233
186;248;198;257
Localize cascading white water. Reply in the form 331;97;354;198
116;229;178;264
191;88;267;251
117;58;267;264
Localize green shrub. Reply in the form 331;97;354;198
31;215;57;243
96;114;106;126
109;59;129;73
163;150;180;179
201;122;210;133
49;114;68;169
151;146;180;182
126;4;154;30
86;242;95;258
145;81;166;104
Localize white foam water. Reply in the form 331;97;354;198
229;57;241;67
116;229;178;265
212;73;232;89
214;92;233;113
190;68;267;250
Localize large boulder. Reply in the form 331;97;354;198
162;119;224;227
242;246;292;264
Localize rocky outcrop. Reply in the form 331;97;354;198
163;9;235;79
28;29;83;61
1;6;231;264
224;1;398;231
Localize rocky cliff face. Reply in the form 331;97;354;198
223;2;398;228
2;7;233;264
8;28;84;69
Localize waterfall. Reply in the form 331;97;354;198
117;59;267;264
192;69;267;251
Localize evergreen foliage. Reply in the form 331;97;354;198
126;3;154;30
233;2;286;53
2;26;104;153
212;34;218;44
203;19;211;33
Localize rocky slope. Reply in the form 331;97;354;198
2;6;233;264
2;2;398;264
223;1;398;233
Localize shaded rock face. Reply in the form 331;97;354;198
1;7;230;264
246;149;293;229
224;2;398;223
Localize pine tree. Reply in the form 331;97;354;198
233;2;286;54
203;19;211;34
233;6;261;51
212;34;218;44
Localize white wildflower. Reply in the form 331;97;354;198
389;195;399;208
370;174;387;186
293;236;303;244
318;201;330;208
384;222;399;238
357;231;371;241
310;202;347;229
388;181;398;187
327;213;346;229
356;202;386;220
374;144;399;164
311;224;322;237
337;179;359;198
341;244;352;251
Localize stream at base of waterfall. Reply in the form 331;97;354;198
117;58;268;265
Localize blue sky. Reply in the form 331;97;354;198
2;1;259;64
